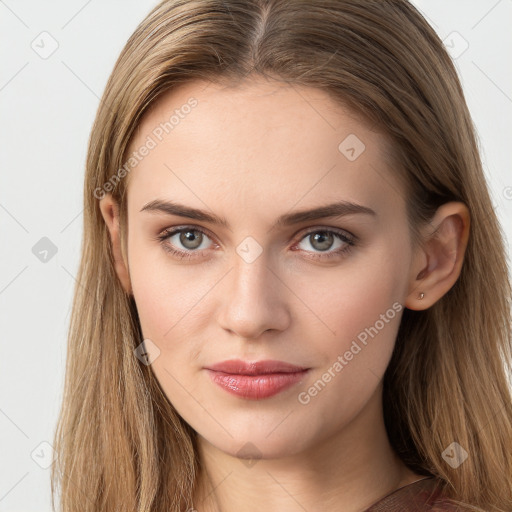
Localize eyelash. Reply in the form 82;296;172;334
155;225;357;261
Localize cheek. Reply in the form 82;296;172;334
298;257;405;347
294;251;408;409
128;252;211;411
289;267;405;441
128;237;207;342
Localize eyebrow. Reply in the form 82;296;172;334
140;199;376;229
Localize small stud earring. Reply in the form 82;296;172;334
418;292;425;300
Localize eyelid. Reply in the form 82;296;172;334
157;223;356;244
296;225;356;242
158;224;216;241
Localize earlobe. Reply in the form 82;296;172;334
98;193;133;295
405;202;470;311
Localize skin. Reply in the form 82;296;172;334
99;75;470;512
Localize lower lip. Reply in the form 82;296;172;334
206;369;309;400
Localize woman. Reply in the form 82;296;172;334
51;1;512;511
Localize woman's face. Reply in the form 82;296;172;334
119;76;420;459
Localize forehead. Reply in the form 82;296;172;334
124;77;405;223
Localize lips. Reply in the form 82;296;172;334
204;359;310;399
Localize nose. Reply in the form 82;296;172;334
217;249;291;340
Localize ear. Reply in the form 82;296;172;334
98;193;132;295
405;202;470;310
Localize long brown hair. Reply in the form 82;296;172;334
51;1;512;510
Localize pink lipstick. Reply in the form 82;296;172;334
205;359;309;400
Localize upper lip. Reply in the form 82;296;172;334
205;359;308;375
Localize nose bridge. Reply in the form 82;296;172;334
217;238;290;338
228;240;277;308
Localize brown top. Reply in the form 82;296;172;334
364;476;463;511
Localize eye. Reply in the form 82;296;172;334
292;228;356;260
156;226;214;260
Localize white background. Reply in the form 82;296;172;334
1;1;511;510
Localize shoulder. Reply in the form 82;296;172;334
365;476;479;511
430;499;475;511
426;480;483;512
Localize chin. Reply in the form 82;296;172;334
197;419;317;461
